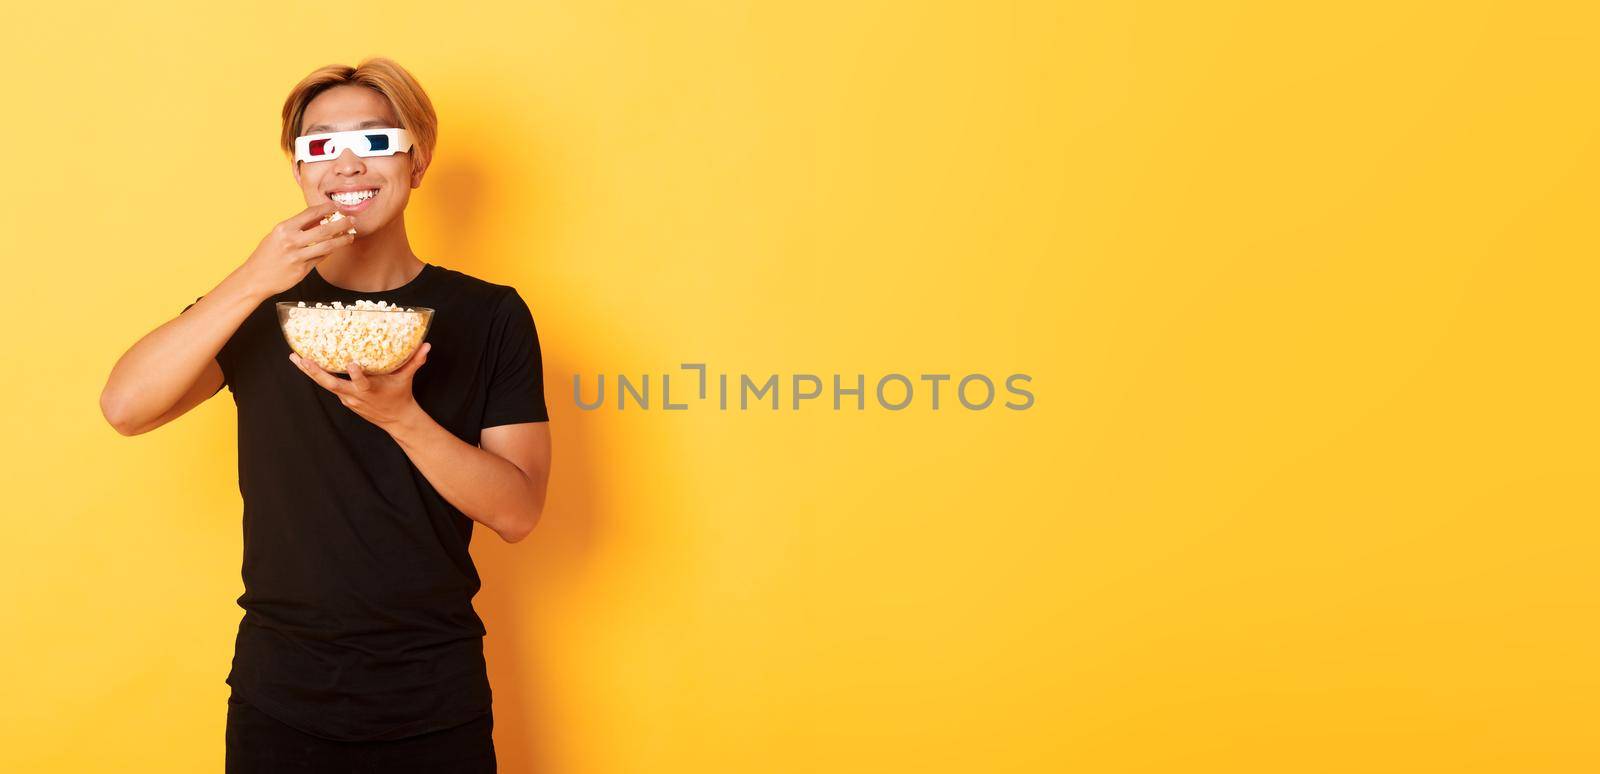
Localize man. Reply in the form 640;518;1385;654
99;57;549;772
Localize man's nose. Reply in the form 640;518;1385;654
332;148;366;173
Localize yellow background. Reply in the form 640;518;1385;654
2;1;1595;772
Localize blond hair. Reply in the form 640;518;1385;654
280;57;437;168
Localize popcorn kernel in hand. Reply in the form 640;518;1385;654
320;210;358;235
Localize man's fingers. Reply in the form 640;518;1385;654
290;352;350;395
402;343;431;375
292;232;356;261
312;215;358;240
347;361;370;390
287;201;340;231
292;214;358;253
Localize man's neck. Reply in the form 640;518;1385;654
316;213;425;292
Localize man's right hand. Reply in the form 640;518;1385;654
240;202;359;297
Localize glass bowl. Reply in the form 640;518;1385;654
276;301;435;375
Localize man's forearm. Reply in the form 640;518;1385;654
103;266;266;433
383;404;546;542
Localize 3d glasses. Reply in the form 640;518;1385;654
294;127;415;163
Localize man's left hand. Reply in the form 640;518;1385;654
290;342;432;429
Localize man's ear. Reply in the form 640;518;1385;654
291;158;302;187
410;151;430;189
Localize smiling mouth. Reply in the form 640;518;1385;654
329;188;379;206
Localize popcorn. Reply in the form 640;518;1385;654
320;210;358;235
279;300;430;375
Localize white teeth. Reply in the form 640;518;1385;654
331;189;377;204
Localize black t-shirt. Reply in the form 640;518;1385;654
180;261;548;741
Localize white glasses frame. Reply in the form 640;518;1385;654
294;127;415;163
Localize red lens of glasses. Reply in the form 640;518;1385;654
309;138;331;157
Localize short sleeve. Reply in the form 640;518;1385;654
481;287;550;428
